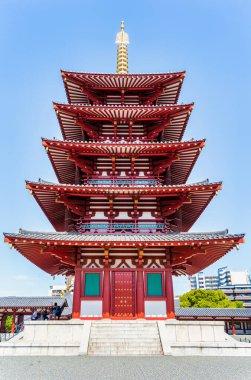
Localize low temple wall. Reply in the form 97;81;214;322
158;320;251;356
1;319;251;356
0;320;91;356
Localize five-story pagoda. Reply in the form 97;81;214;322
4;22;244;319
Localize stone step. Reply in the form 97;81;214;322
88;342;163;349
92;325;156;330
87;321;163;356
91;323;157;327
90;336;160;340
91;331;158;340
91;329;158;338
88;349;163;354
91;328;158;332
89;346;162;351
91;324;157;326
88;352;163;356
90;334;159;342
92;326;157;331
91;322;157;326
90;352;163;354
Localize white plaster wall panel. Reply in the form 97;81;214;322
90;212;106;219
138;212;155;220
115;212;131;219
81;300;102;317
109;258;135;268
145;301;167;317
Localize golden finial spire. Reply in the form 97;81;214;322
116;21;129;74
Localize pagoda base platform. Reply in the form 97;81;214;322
1;320;251;356
0;320;90;356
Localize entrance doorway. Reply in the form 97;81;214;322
111;271;136;317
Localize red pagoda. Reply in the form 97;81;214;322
4;22;244;319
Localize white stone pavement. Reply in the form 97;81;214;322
1;356;251;380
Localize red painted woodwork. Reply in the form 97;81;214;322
72;267;81;318
136;269;145;318
0;314;7;333
62;71;186;106
112;271;136;317
103;269;111;317
17;315;24;325
165;266;175;318
4;43;245;322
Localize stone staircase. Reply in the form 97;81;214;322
87;320;163;355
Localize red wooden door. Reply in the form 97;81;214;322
112;271;135;317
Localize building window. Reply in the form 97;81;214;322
84;273;100;297
147;273;163;297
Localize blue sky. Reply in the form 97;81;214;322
0;0;250;296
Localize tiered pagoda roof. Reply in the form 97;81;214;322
61;71;186;105
26;179;221;232
42;138;205;184
4;230;244;276
53;103;193;141
3;22;245;323
4;21;244;282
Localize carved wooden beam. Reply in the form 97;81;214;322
75;119;99;139
153;154;180;175
56;195;86;217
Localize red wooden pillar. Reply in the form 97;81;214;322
136;249;144;318
0;314;7;333
17;314;24;325
11;311;16;333
165;265;175;319
72;267;82;319
103;269;110;318
103;249;110;318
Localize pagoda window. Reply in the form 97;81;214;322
84;273;101;297
146;273;163;297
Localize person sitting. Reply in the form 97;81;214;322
50;303;57;319
55;304;62;320
42;308;49;320
31;309;38;320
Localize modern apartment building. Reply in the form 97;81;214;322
189;267;251;307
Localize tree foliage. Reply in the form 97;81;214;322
5;316;13;332
179;289;243;308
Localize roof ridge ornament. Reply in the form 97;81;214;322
116;21;129;74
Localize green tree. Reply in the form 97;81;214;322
180;289;243;308
5;316;13;332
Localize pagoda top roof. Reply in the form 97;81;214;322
62;70;186;80
26;179;221;232
54;103;193;141
42;138;205;185
4;229;244;276
61;70;186;105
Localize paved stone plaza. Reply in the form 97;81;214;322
0;356;250;380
